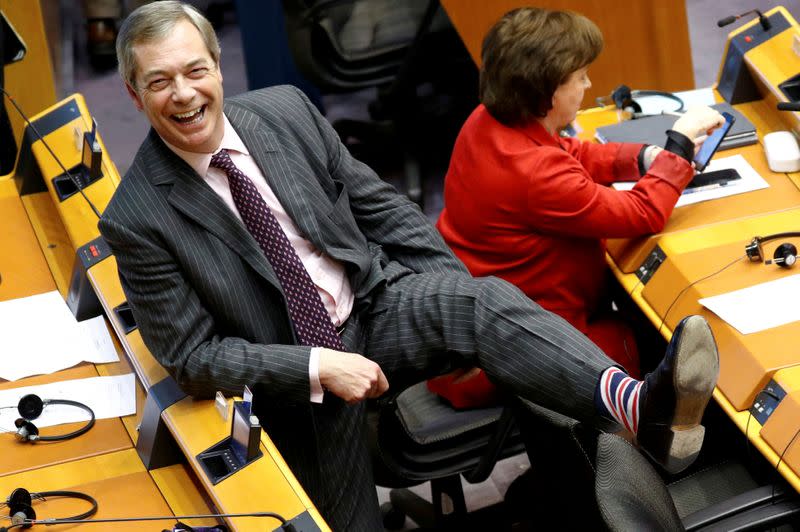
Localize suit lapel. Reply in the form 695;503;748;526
231;113;333;256
146;134;282;290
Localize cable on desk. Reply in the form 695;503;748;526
0;88;102;219
656;253;746;336
773;425;800;503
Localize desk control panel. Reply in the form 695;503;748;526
635;245;666;284
751;380;787;425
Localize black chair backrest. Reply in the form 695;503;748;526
281;0;434;92
595;433;685;532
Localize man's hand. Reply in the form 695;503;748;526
672;106;725;140
318;348;389;404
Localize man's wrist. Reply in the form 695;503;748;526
309;347;324;403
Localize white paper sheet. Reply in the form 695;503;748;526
0;291;119;381
0;373;136;433
77;315;119;363
699;274;800;335
612;154;769;206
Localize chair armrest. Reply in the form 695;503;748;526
462;404;518;484
682;484;789;530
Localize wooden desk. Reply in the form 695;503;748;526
0;450;213;530
594;5;800;494
6;91;329;530
0;366;132;476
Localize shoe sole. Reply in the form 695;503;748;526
640;316;720;474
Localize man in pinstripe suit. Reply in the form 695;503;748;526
99;2;719;529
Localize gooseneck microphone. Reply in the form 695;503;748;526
0;88;102;219
778;102;800;112
717;9;772;31
1;511;296;531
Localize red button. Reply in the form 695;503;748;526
89;245;99;257
745;35;753;43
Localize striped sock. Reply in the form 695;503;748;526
595;367;644;434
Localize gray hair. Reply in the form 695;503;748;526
117;1;221;89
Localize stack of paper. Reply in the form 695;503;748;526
0;291;118;381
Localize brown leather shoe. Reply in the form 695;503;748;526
86;18;117;70
636;315;719;474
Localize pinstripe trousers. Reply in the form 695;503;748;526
330;271;613;530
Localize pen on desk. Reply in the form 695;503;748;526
682;181;728;195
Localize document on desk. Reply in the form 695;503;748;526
0;291;119;381
677;155;769;206
0;373;135;430
612;154;768;207
698;274;800;335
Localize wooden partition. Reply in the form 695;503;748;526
439;0;694;104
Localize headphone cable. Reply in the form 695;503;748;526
656;253;746;336
1;87;102;219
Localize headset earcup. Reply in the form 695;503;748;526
774;243;798;268
13;419;39;442
7;488;31;509
17;395;43;420
8;501;34;528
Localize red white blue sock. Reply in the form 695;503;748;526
595;367;643;434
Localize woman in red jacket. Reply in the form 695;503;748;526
429;7;723;408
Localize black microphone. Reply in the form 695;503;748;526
717;9;771;32
778;102;800;112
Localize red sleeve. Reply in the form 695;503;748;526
521;147;694;239
559;138;645;185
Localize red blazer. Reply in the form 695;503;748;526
430;105;694;407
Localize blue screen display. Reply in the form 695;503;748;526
693;112;735;172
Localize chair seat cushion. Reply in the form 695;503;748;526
395;382;504;446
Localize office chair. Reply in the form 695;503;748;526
369;381;526;530
281;0;478;206
595;433;800;531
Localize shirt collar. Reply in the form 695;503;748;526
161;114;250;177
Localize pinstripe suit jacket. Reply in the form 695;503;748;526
99;85;467;528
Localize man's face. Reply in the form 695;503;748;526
126;20;224;153
550;66;591;129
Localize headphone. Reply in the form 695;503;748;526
2;487;97;530
3;394;95;443
596;84;684;118
745;233;800;268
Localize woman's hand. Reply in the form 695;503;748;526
672;106;725;140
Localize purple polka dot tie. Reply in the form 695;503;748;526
210;150;345;351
